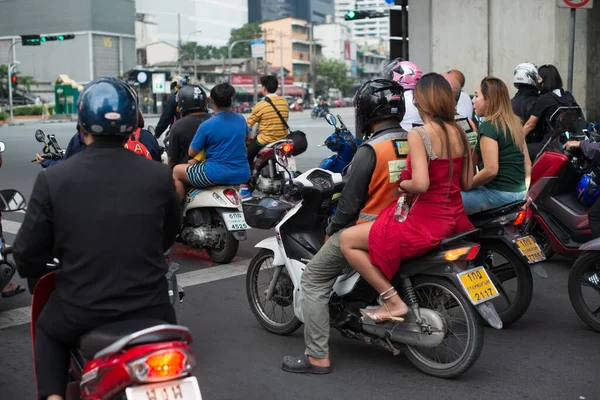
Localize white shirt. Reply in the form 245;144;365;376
457;91;474;120
400;90;423;132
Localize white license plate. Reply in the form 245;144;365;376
125;377;202;400
277;157;296;173
221;211;249;231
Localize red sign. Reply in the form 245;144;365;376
231;74;294;86
559;0;593;8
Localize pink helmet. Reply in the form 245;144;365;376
382;58;423;90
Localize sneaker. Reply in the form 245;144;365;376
239;184;252;201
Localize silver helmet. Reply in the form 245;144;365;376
513;62;539;87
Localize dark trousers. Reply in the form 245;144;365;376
590;197;600;239
35;294;176;399
247;137;264;168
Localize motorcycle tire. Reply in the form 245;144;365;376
246;249;302;335
568;251;600;332
206;211;239;264
401;276;484;379
478;240;534;328
311;112;317;120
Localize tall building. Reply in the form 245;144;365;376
135;0;248;48
0;0;136;83
334;0;390;55
249;0;334;24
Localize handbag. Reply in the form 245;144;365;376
263;96;307;156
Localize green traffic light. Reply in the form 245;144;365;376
41;37;46;42
346;10;356;19
58;35;64;40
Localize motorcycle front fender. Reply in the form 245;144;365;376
255;236;286;266
580;237;600;251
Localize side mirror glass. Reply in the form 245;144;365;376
0;190;27;212
35;129;45;143
325;113;337;127
0;142;5;153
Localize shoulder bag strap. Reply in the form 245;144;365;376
263;96;291;132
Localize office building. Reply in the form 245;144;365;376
334;0;390;55
0;0;136;83
249;0;334;24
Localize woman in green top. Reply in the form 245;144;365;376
462;77;532;214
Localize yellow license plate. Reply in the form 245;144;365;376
514;236;546;263
457;267;500;305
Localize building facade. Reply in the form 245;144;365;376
313;23;357;77
249;0;334;24
0;0;136;83
135;0;248;48
334;0;389;55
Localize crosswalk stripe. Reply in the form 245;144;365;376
3;219;21;235
0;258;250;330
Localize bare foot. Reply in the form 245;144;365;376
308;355;330;368
47;395;64;400
368;297;409;321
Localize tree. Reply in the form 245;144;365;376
228;22;263;58
316;59;356;96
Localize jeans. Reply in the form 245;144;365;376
461;186;526;215
300;230;348;359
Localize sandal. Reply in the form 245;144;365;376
281;354;332;375
359;287;406;323
2;284;25;298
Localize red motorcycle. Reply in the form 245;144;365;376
524;134;596;258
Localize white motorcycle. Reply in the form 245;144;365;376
181;186;249;263
245;168;503;378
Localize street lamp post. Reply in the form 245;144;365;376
228;39;256;83
7;62;20;125
186;30;202;82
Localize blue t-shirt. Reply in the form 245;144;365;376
190;111;251;184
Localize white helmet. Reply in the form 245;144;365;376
513;62;538;87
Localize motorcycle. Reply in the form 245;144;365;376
318;113;361;174
290;101;304;112
181;185;249;264
31;129;65;164
311;105;327;119
523;129;597;259
249;138;299;196
568;238;600;332
245;168;502;378
147;125;169;165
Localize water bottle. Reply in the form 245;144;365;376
394;192;415;223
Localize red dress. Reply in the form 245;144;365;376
368;152;474;280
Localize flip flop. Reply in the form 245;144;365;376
2;284;25;298
281;354;332;375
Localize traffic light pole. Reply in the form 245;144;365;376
7;63;18;124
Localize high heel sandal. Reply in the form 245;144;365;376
359;287;405;323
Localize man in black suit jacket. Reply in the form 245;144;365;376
13;78;181;400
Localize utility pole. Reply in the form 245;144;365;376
279;30;284;97
309;23;316;100
177;13;182;74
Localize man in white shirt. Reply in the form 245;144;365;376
449;69;474;120
400;89;423;131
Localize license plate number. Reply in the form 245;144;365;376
125;377;202;400
457;266;500;305
221;212;249;231
514;235;546;263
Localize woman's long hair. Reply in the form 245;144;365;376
538;64;563;94
413;73;470;183
480;77;525;152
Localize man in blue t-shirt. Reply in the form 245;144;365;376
172;83;251;200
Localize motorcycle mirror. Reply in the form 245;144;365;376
325;113;337;127
0;142;5;153
147;125;155;135
0;189;27;212
35;129;46;143
337;115;348;130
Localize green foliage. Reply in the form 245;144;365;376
48;104;55;115
180;23;263;62
228;22;263;58
11;105;43;116
316;59;356;95
0;111;7;121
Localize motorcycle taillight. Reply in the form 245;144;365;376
223;189;240;205
127;349;195;383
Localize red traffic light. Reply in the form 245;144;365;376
11;76;17;84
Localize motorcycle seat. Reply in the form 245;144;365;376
78;319;188;360
468;200;525;225
439;228;481;246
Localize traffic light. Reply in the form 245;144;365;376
344;9;386;20
11;75;18;90
21;35;42;46
41;34;75;42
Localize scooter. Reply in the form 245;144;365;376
249;138;298;196
568;237;600;332
181;186;249;264
31;129;65;164
311;105;327;119
245;168;502;378
318;113;361;174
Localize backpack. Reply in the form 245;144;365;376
124;128;152;160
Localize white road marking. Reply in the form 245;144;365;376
0;258;250;330
3;220;21;235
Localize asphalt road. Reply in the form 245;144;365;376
0;109;599;399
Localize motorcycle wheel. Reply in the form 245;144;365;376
311;111;317;120
568;251;600;332
478;241;534;327
246;249;302;335
206;212;239;264
401;276;484;379
529;220;555;259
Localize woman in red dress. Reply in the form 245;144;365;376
340;73;474;322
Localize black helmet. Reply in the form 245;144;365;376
354;79;405;140
177;85;207;116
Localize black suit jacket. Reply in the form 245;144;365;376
14;141;181;322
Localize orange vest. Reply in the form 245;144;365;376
357;130;409;224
